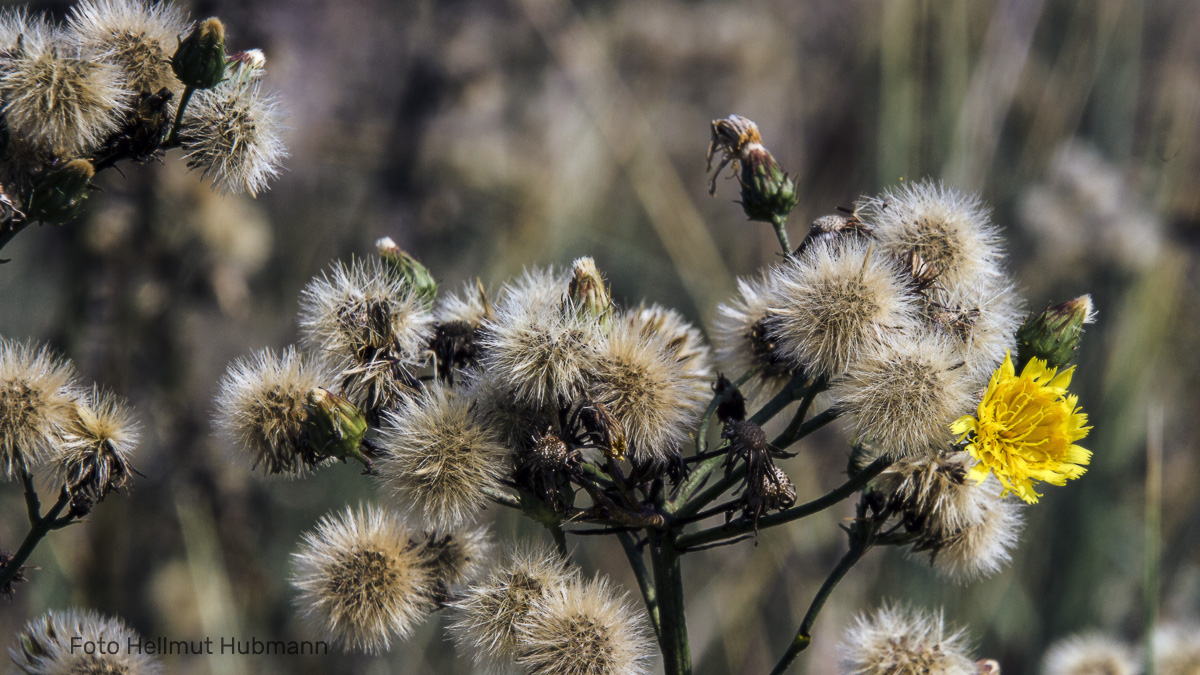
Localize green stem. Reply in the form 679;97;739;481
164;85;196;148
650;538;691;675
548;520;569;559
0;469;73;591
770;214;792;255
482;486;521;509
675;455;891;551
617;532;662;644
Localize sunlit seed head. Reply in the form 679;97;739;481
479;266;601;407
515;575;654;675
711;269;796;400
377;383;509;530
10;608;163;675
292;505;437;653
0;338;79;480
416;525;492;601
838;603;977;675
435;280;494;327
928;480;1023;582
180;75;286;195
214;346;331;477
464;369;557;453
926;277;1022;388
860;181;1004;289
66;0;189;94
588;315;708;465
1153;623;1200;675
448;542;577;668
52;385;139;501
770;239;920;377
831;330;973;459
1042;633;1139;675
623;303;712;384
0;29;132;156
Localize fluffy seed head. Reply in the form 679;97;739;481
52;386;138;501
214;346;331;476
0;338;79;479
831;331;974;459
10;608;163;675
435;280;494;327
1042;633;1139;675
1;30;132;155
515;575;654;675
771;239;919;376
1153;623;1200;675
377;384;509;530
291;505;437;653
449;542;577;667
861;181;1004;289
926;277;1022;388
624;303;711;384
711;269;796;400
180;73;286;195
417;525;492;601
838;603;977;675
66;0;189;94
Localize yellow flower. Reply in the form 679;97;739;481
951;352;1091;504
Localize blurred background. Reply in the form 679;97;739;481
1;0;1198;673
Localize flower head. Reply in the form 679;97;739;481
711;269;796;400
53;385;139;501
0;338;79;479
10;608;163;675
838;603;977;675
952;351;1091;504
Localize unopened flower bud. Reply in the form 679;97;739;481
172;18;227;89
707;115;799;224
377;237;438;307
566;256;612;322
26;160;94;225
1014;295;1096;371
304;388;372;471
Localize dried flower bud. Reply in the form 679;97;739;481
707;115;798;224
304;387;371;471
172;18;226;89
25;159;94;225
54;386;139;501
377;237;439;308
566;256;612;322
1014;295;1096;371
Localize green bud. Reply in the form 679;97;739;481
25;160;94;225
738;146;799;224
376;236;438;307
172;18;227;89
566;256;612;323
1015;295;1096;371
304;388;372;471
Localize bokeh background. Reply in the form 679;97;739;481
2;0;1199;673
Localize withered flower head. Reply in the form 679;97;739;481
53;386;139;501
706;114;799;223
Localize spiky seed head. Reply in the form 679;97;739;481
10;608;163;675
52;385;138;501
435;280;493;327
588;315;708;465
711;270;795;400
771;239;919;377
928;480;1023;582
416;526;492;601
831;331;974;459
515;575;654;675
623;303;712;384
860;181;1004;290
1153;623;1200;675
214;346;332;477
479;266;600;407
838;603;977;675
292;505;438;653
1;31;132;156
0;338;79;479
66;0;189;94
1042;633;1139;675
299;257;434;415
926;277;1022;388
465;369;557;452
448;542;577;667
377;384;509;530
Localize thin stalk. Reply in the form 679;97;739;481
676;455;891;551
164;85;196;148
771;408;841;450
1145;403;1163;675
548;520;569;559
617;532;662;643
772;378;828;449
482;486;521;509
650;538;691;675
770;214;792;255
0;470;73;591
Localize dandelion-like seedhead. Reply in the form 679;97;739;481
66;0;189;94
180;72;285;195
449;542;577;668
419;525;491;600
861;181;1004;289
52;385;139;500
435;281;494;327
214;346;331;477
927;277;1022;387
832;331;973;459
292;505;437;653
771;239;919;376
515;575;654;675
838;603;977;675
1154;623;1200;675
1042;633;1140;675
711;269;796;400
625;303;711;384
10;608;163;675
0;338;79;479
377;384;509;530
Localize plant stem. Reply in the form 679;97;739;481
549;520;569;559
770;214;792;255
482;486;521;509
164;85;196;148
675;455;891;551
617;532;662;643
0;470;73;591
650;537;692;675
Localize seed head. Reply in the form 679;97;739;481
66;0;189;94
291;505;438;653
1153;623;1200;675
0;338;79;479
770;239;919;376
52;385;139;501
623;303;711;385
435;280;493;327
838;603;977;675
376;383;509;530
10;608;163;675
711;269;795;400
416;525;491;601
926;277;1022;388
1042;633;1139;675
